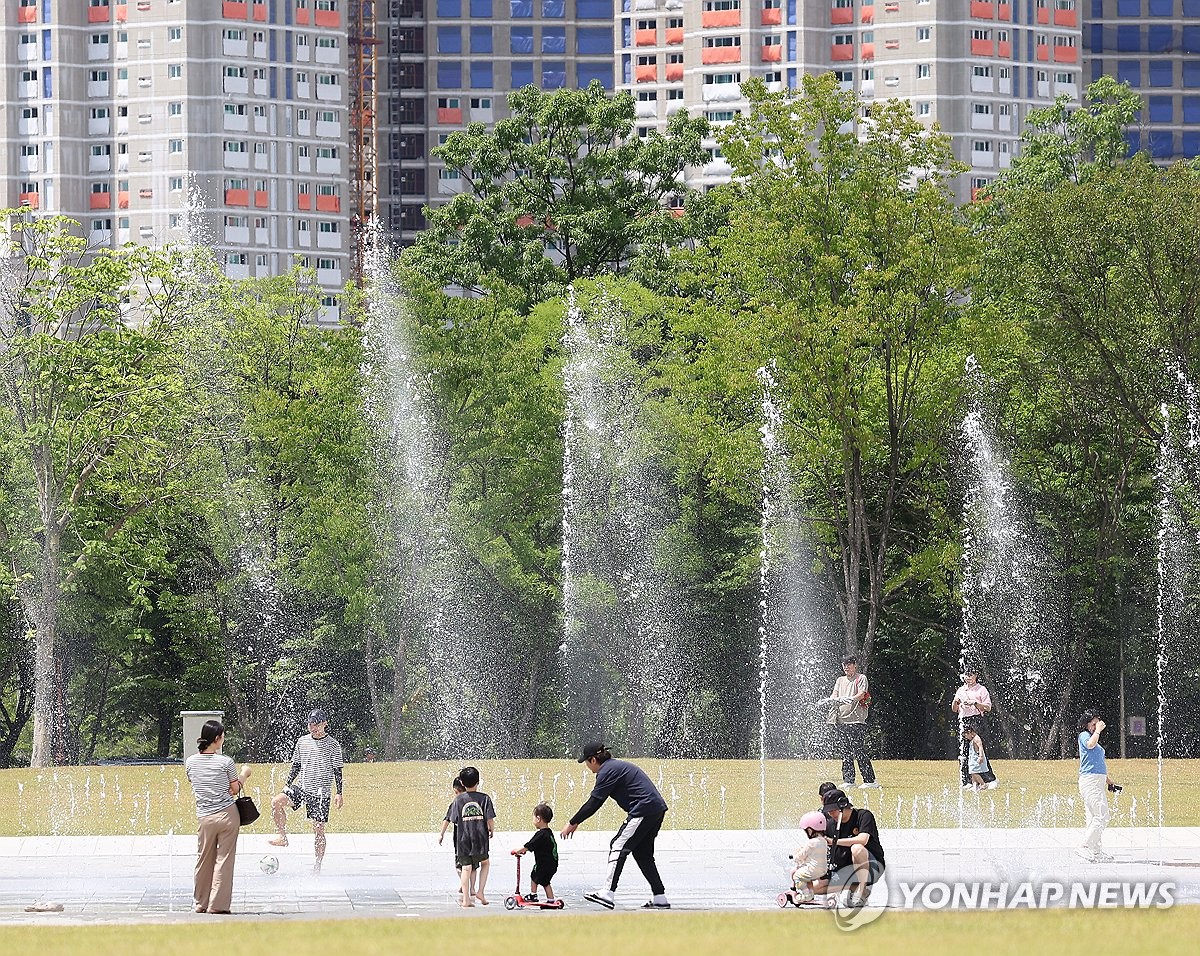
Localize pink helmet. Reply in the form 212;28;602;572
800;811;827;833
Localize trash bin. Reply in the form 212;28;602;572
180;710;225;759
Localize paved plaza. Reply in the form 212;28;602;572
0;826;1196;924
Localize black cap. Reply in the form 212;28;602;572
577;740;608;763
822;788;852;811
308;708;328;725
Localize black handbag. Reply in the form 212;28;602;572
236;794;260;827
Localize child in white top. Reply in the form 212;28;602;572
790;812;830;903
964;728;996;790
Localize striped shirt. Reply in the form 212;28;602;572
185;753;237;817
290;733;344;796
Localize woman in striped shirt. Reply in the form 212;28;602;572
185;720;251;914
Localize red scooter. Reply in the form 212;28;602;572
503;852;565;910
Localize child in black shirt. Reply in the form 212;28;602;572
512;803;558;902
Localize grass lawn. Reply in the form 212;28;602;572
0;908;1194;956
0;758;1194;836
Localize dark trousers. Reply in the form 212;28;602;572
605;812;666;896
837;723;875;785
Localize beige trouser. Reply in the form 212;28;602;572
195;803;240;912
1078;773;1110;852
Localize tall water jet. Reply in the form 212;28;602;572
361;223;507;758
756;364;836;774
559;287;685;757
960;357;1065;759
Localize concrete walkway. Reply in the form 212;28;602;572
1;827;1196;924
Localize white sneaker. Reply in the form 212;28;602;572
837;888;856;909
584;891;615;909
986;781;999;790
859;782;881;789
962;783;975;790
1074;847;1096;863
795;886;815;904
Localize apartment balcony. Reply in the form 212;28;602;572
702;47;742;65
224;77;249;95
89;154;112;172
298;193;312;210
1054;9;1077;26
635;100;657;119
702;82;742;102
971;75;994;93
667;28;683;44
971;114;994;130
998;2;1011;18
316;232;341;249
19;80;39;98
254;190;268;207
226;264;251;279
1053;46;1077;63
224;152;250;169
316;156;340;174
19;193;40;209
225;226;251;244
666;63;684;81
224;113;250;132
762;7;781;25
316;195;340;212
316;83;341;102
90;193;112;210
971;149;995;168
89;42;110;61
225;189;250;206
20;155;40;174
317;268;342;287
831;7;853;25
224;38;248;56
315;9;340;26
19;117;39;136
223;1;248;17
970;0;993;17
315;45;338;64
702;11;740;27
18;43;37;61
636;29;657;46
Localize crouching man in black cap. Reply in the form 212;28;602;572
812;788;885;909
561;741;671;910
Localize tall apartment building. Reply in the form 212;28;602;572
618;0;1083;201
2;0;351;322
378;0;617;244
1084;0;1200;160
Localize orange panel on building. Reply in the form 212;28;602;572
1054;9;1077;25
437;107;463;123
19;193;39;209
254;191;269;207
314;9;340;26
115;3;128;21
1053;45;1077;62
702;46;742;64
225;189;250;206
762;7;782;25
831;43;853;61
635;28;657;45
88;4;111;21
970;1;993;17
118;191;130;209
316;195;340;212
1035;43;1049;60
223;1;248;18
666;27;683;44
296;6;310;23
17;6;36;23
762;45;782;61
90;193;111;210
701;10;741;27
970;38;994;55
1036;8;1049;22
298;193;312;210
831;7;853;24
860;4;873;22
666;63;684;80
635;64;659;81
998;40;1012;57
860;41;874;58
998;2;1012;19
253;3;267;20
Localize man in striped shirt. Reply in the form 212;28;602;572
269;708;345;874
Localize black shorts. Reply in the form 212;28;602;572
283;784;331;823
531;864;558;886
828;856;885;888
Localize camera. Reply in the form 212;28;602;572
1107;783;1122;793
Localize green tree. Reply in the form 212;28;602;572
0;214;217;766
406;83;709;307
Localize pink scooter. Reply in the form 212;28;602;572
503;852;565;910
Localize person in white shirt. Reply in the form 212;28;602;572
825;655;878;789
952;668;995;788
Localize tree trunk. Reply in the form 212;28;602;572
28;528;63;768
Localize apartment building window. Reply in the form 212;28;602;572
169;65;182;78
226;178;248;190
90;0;111;10
92;183;110;196
998;104;1011;116
637;90;658;101
1055;0;1074;8
91;34;110;50
668;17;683;28
973;66;993;78
637;55;657;65
668;52;683;63
833;0;852;7
917;102;930;116
704;36;741;48
170;176;184;190
169;27;182;41
917;63;930;78
257;255;269;268
972;30;991;41
1055;71;1072;82
224;141;247;153
316;147;339;159
999;67;1011;78
470;97;492;108
227;66;246;79
318;221;340;234
973;104;992;115
226;215;248;228
1054;36;1076;47
88;70;106;82
170;139;184;153
705;72;742;84
91;144;112;158
637;19;655;30
21;145;39;158
703;0;740;8
169;102;182;116
764;36;781;47
317;184;338;197
706;110;737;122
317;109;337;122
254;143;269;155
92;220;113;233
318;73;340;87
254;68;267;81
317;258;337;271
668;88;684;100
254;105;267;118
834;70;852;82
998;30;1009;42
972;141;992;152
834;34;853;46
225;104;247;117
917;27;930;41
316;0;340;10
299;145;311;157
317;37;340;49
90;107;109;119
227;253;247;266
225;28;246;40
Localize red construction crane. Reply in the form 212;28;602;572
348;0;379;284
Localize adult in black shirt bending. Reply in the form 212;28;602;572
561;741;671;911
812;788;885;909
